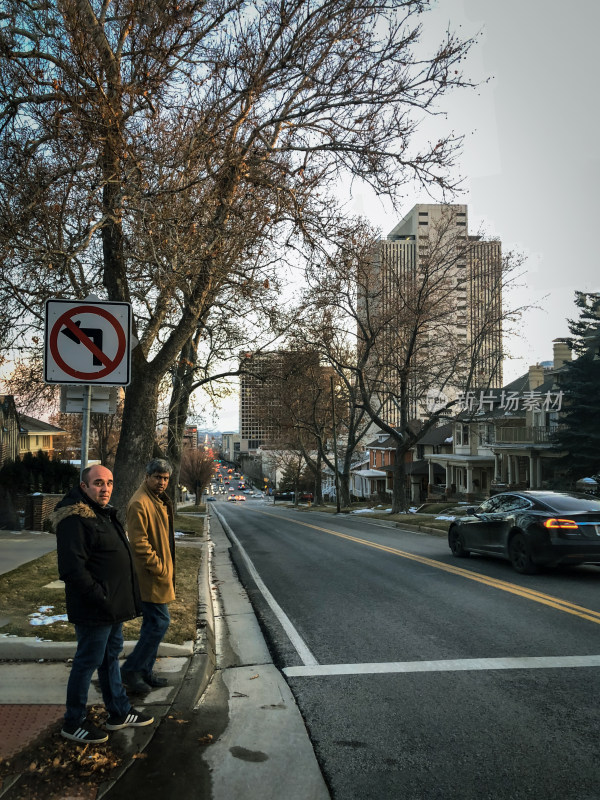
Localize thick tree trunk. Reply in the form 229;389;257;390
338;472;351;508
111;355;160;513
391;445;409;513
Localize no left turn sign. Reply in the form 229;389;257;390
44;299;132;385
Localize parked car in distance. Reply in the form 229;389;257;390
206;496;216;502
448;490;600;574
299;492;314;502
273;491;294;502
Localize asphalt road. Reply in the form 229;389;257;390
217;500;600;800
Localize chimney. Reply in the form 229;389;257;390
528;364;545;390
553;339;572;369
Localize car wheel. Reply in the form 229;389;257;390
508;532;539;574
449;526;470;558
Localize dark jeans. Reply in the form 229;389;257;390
65;622;131;725
122;602;170;677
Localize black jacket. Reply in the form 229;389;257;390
50;486;142;626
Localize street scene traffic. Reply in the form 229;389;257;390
217;500;600;800
0;1;598;798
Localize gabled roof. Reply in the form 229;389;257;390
418;422;453;445
19;415;66;435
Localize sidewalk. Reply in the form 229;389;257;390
0;511;329;799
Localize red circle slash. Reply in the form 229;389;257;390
49;305;126;380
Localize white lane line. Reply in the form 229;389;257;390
214;509;319;667
283;654;600;678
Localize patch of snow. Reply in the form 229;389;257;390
29;606;68;626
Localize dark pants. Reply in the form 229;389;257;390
121;602;170;677
65;622;131;725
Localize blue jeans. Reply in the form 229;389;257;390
122;602;170;677
65;622;131;725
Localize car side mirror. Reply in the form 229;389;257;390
465;506;477;515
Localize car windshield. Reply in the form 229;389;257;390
540;493;600;512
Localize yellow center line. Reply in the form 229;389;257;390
251;509;600;625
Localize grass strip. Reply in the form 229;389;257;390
0;513;204;645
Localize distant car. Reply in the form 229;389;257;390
299;492;314;502
234;494;246;502
273;491;294;502
206;497;216;502
227;495;236;502
228;487;234;492
448;490;600;574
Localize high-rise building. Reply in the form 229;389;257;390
239;351;284;451
239;349;328;452
364;203;503;426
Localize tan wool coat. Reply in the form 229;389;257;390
126;481;175;604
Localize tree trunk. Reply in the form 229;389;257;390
338;472;351;508
314;452;323;505
111;354;160;513
391;444;409;513
166;336;197;504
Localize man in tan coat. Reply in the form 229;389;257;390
121;458;175;694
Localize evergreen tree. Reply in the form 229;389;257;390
552;292;600;479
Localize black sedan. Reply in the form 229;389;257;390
448;491;600;573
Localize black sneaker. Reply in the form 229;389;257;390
105;708;154;730
61;719;109;744
121;668;151;694
143;671;168;688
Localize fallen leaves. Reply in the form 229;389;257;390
1;706;125;797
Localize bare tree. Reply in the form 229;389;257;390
179;448;214;505
258;345;371;506
0;0;479;509
301;213;526;511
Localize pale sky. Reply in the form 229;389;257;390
353;0;599;376
214;0;599;431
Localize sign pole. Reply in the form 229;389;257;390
80;385;91;478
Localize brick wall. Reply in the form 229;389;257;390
19;494;63;531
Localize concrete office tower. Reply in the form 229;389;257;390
239;350;285;452
239;349;330;453
365;203;503;427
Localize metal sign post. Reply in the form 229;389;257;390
80;385;92;477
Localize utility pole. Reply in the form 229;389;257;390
330;376;341;513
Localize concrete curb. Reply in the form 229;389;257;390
0;637;194;662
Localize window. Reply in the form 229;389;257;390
455;424;470;446
494;495;532;513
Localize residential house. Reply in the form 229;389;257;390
18;415;67;459
365;426;449;503
425;340;571;500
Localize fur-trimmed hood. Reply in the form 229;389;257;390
48;501;97;533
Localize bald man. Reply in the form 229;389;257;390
52;465;154;743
